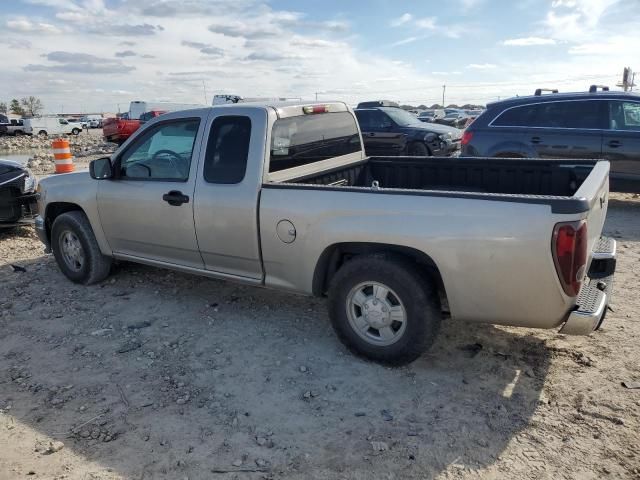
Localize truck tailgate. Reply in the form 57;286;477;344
574;161;610;262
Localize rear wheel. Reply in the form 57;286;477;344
328;255;442;365
72;128;81;135
51;211;112;285
38;130;48;137
408;142;430;156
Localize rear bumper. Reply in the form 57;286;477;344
559;236;616;335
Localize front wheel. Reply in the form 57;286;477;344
38;130;48;137
407;142;430;156
51;211;112;285
328;255;442;365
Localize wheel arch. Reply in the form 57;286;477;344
44;202;85;243
312;242;448;309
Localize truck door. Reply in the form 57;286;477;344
192;108;266;280
602;100;640;189
96;116;204;268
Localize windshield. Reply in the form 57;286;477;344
383;108;421;126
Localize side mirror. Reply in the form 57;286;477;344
89;157;113;180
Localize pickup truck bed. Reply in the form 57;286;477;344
286;156;589;198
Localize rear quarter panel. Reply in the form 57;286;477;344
260;187;583;328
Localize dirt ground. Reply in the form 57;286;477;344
0;193;639;480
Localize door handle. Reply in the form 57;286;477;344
530;136;542;144
162;190;189;206
608;140;622;148
367;133;376;137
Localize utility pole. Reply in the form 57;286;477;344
442;85;446;107
202;81;208;105
315;92;318;101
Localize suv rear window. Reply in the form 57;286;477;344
493;100;604;129
269;112;361;172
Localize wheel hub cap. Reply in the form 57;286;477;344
60;231;84;272
346;282;407;346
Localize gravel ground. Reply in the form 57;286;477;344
0;193;639;479
0;129;117;174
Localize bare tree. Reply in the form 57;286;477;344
20;96;44;117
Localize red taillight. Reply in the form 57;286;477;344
303;105;329;114
461;130;474;146
552;221;588;297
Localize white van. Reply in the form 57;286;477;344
24;117;82;136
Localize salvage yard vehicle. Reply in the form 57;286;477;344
462;86;640;192
0;159;38;227
355;106;462;156
0;119;27;136
23;117;82;136
102;114;140;145
35;101;616;365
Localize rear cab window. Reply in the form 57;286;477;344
269;111;361;173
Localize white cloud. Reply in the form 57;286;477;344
415;17;437;29
391;13;413;27
503;37;557;46
391;36;420;47
6;19;62;34
467;63;496;69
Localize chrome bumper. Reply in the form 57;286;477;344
560;237;616;335
35;215;51;253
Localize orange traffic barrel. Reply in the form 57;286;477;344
52;138;75;173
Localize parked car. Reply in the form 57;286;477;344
35;101;615;365
461;85;640;192
355;106;462;156
0;119;27;136
418;109;445;123
435;111;469;128
24;117;82;136
0;159;38;227
80;115;102;128
356;100;400;109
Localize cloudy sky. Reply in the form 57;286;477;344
1;0;638;113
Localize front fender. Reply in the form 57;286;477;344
39;171;112;255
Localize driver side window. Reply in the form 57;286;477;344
370;111;392;129
119;119;200;181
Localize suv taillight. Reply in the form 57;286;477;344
461;130;473;146
552;221;588;297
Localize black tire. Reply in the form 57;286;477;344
38;130;47;137
72;128;81;135
51;211;112;285
328;254;441;365
407;142;430;156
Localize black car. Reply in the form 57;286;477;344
354;107;462;156
462;85;640;192
435;111;469;128
0;159;38;227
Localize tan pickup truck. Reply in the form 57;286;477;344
35;101;616;364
